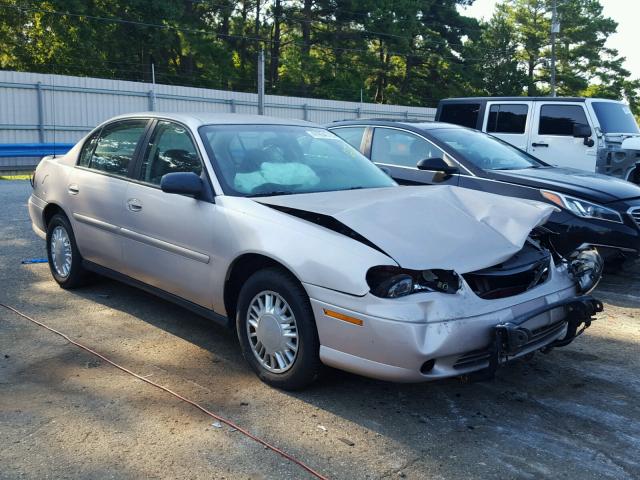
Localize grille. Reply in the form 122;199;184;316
453;320;567;370
630;207;640;228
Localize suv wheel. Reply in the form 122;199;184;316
46;213;90;289
236;268;321;390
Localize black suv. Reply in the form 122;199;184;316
328;119;640;265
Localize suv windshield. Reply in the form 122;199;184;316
199;125;395;196
592;102;640;134
428;128;542;171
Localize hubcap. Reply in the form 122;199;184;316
246;291;298;373
50;226;72;278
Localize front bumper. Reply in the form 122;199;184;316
305;269;601;382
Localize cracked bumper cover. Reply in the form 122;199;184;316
305;268;601;382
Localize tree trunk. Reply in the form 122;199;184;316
269;0;282;88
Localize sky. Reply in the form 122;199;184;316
458;0;640;79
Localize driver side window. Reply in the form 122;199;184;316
139;121;202;186
371;128;444;168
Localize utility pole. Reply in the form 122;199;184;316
257;49;265;115
550;0;559;97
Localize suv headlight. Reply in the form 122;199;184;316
367;266;460;298
541;190;623;224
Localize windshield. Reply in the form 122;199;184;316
199;125;395;196
592;102;640;134
428;128;542;171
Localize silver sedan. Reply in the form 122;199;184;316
28;113;603;389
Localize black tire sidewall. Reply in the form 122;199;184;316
46;213;87;289
236;268;321;390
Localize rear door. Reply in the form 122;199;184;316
329;126;368;153
66;119;150;272
529;102;597;170
482;101;533;151
119;119;218;308
369;127;460;186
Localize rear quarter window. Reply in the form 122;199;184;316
439;103;480;129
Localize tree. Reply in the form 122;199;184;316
463;4;527;96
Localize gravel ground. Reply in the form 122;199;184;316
1;180;639;480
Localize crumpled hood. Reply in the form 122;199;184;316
257;185;556;273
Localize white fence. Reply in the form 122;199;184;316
0;70;436;146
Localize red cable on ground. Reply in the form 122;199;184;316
0;302;330;480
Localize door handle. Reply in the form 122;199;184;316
67;184;79;195
127;198;143;212
532;142;549;147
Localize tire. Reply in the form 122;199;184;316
236;268;321;390
46;213;90;289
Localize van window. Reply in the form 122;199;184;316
439;103;480;129
487;104;528;134
538;105;588;136
331;127;366;151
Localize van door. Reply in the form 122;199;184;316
482;101;533;151
529;102;597;171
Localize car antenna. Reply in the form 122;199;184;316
51;69;56;158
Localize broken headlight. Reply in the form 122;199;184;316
367;266;460;298
541;190;623;224
569;248;603;294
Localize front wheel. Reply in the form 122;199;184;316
236;268;321;390
46;213;90;289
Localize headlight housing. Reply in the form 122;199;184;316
541;190;623;223
367;266;460;298
568;247;603;294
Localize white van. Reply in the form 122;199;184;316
436;97;640;184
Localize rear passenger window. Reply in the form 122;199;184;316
487;104;528;134
77;130;100;167
331;127;366;151
439;103;480;129
539;105;589;135
140;121;202;185
89;120;147;176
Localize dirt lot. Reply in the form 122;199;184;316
1;180;640;480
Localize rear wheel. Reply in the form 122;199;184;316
46;213;90;289
236;268;321;390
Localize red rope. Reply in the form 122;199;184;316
1;303;330;480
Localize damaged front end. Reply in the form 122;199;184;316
458;239;604;380
596;133;640;182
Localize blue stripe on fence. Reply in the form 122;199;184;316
0;143;74;158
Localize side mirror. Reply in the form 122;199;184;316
573;123;592;138
160;172;203;196
416;157;459;175
573;123;594;147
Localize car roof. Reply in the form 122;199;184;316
328;119;466;131
439;96;625;104
104;112;317;129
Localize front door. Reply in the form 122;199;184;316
66;119;149;272
370;127;460;186
529;102;597;171
119;120;218;308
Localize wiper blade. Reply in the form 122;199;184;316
249;190;297;198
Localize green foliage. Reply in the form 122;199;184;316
0;0;637;113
